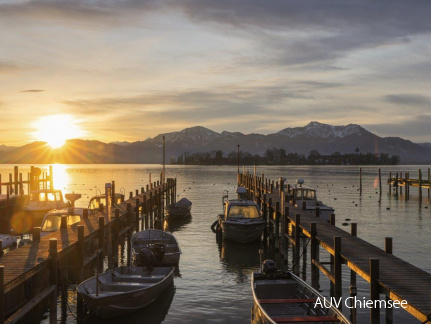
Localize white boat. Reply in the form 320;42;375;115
0;233;17;251
166;197;192;220
23;189;70;226
40;208;84;237
88;193;123;213
252;260;350;324
77;266;174;319
286;179;334;222
131;229;182;267
215;187;266;244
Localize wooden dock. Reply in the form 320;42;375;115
387;168;431;200
0;178;177;323
238;172;431;324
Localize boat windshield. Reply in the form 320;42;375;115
227;206;259;218
303;189;316;200
41;215;82;232
31;191;61;202
89;197;106;210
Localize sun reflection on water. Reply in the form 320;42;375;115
51;164;71;191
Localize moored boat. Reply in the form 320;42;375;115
77;266;174;319
286;179;334;222
131;229;181;267
40;208;84;237
252;260;350;324
216;187;266;243
166;197;192;220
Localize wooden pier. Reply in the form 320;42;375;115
238;172;431;324
387;168;431;200
0;178;177;323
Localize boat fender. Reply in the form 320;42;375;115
210;220;218;233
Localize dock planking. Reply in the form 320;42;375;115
0;178;176;323
240;172;431;323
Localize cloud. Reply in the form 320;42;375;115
20;89;44;93
365;114;431;139
384;94;431;107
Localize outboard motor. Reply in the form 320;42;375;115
139;247;156;271
153;243;165;265
262;259;277;275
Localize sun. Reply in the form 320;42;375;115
33;114;85;148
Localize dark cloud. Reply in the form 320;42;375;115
384;94;431;107
20;89;44;93
365;115;431;138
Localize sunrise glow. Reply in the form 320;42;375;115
32;114;85;148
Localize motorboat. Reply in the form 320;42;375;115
214;187;266;243
77;266;174;319
166;197;192;220
131;229;181;267
0;233;17;252
40;208;84;237
286;179;334;222
88;192;123;213
252;259;350;324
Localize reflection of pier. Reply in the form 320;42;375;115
239;171;431;324
0;177;177;323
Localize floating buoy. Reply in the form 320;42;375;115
342;223;348;226
386;207;390;210
345;218;351;221
334;198;337;200
355;204;358;206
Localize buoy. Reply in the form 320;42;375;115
345;218;351;221
342;223;348;226
386;207;390;210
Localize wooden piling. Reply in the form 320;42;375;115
385;237;393;324
49;239;58;324
334;236;342;309
370;258;380;324
378;168;382;197
33;227;41;242
135;198;140;230
419;169;422;200
330;214;335;226
294;214;301;275
389;171;392;196
360;168;362;197
0;266;3;324
310;223;319;289
98;216;105;272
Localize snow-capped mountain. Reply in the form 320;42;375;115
1;122;431;163
276;122;365;138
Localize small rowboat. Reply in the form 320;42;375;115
131;229;181;267
252;260;350;324
77;266;174;319
166;198;192;220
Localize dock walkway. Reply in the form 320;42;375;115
240;172;431;323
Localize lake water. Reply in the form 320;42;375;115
1;164;430;324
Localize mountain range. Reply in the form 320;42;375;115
1;122;431;164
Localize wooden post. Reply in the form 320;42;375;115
135;198;140;230
262;194;268;245
428;168;430;199
370;258;380;324
419;169;422;200
350;223;357;285
33;227;41;242
310;223;319;289
315;207;320;218
405;172;409;201
378;168;382;198
389;171;392;196
49;239;58;324
360;168;362;197
83;208;88;220
13;166;18;195
143;195;147;230
129;191;133;199
330;214;335;226
294;214;300;275
60;215;67;229
98;216;105;273
385;237;393;324
399;172;403;195
0;266;4;324
334;236;342;309
275;201;280;250
302;201;306;211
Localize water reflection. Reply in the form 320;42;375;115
218;240;262;283
52;164;71;191
86;283;176;324
163;214;192;233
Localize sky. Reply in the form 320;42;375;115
1;0;431;145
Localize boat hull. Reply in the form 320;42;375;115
78;266;174;319
220;219;266;243
165;205;191;220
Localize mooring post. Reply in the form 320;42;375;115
275;201;280;251
384;237;393;324
419;169;422;200
315;207;320;218
330;214;336;226
143;195;147;230
370;258;380;324
389;171;392;196
310;223;319;289
98;216;105;273
60;215;67;229
379;168;382;197
399;172;403;195
351;223;357;286
428;168;430;199
262;194;267;246
49;239;58;324
334;236;342;309
360;168;362;197
83;208;88;220
302;201;306;211
135;198;140;230
294;214;301;275
13;166;18;195
0;265;4;324
33;227;41;242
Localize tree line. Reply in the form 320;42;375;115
171;148;401;165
